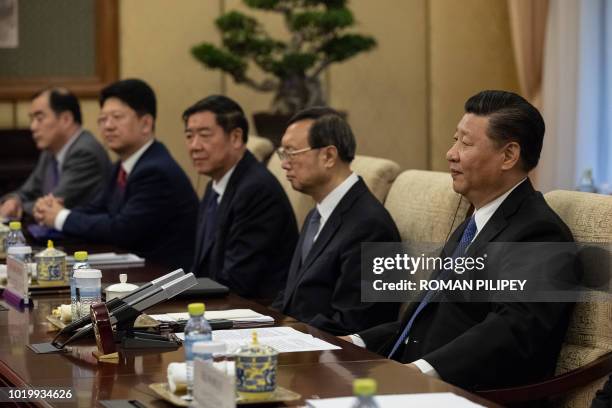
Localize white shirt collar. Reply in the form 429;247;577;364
314;172;359;239
472;178;527;239
55;128;82;170
211;164;237;203
121;139;154;175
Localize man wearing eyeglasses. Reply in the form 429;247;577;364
34;79;198;271
185;95;298;301
271;107;401;335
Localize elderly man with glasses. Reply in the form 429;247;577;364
271;107;401;335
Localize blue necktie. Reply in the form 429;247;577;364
301;209;321;262
387;215;478;359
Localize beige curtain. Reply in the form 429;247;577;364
507;0;549;109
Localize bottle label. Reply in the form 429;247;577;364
184;333;212;360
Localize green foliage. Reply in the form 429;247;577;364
289;8;354;32
191;0;375;112
191;44;247;80
321;34;376;62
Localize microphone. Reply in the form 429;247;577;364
51;269;190;348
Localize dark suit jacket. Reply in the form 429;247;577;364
359;179;575;390
273;178;401;335
63;141;198;271
7;130;111;215
192;150;298;299
592;375;612;408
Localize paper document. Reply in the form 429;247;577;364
306;392;485;407
150;309;274;324
67;252;145;267
177;326;341;353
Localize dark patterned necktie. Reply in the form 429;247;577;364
199;190;220;259
387;215;478;359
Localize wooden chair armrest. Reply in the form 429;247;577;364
475;351;612;404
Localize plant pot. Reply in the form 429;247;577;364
253;111;348;148
252;112;293;147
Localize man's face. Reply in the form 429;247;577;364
185;111;242;180
98;97;151;157
29;93;64;151
280;119;326;195
446;113;507;205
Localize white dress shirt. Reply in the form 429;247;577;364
312;172;359;241
350;178;528;379
54;139;155;231
211;164;237;204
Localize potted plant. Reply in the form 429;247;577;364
191;0;376;145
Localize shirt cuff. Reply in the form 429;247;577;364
54;209;71;231
349;334;366;348
412;359;441;379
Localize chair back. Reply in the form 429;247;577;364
545;190;612;408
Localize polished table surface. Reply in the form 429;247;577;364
0;258;501;408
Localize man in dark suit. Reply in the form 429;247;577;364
272;107;401;335
0;88;110;218
185;95;298;299
35;79;198;271
592;375;612;408
342;90;575;390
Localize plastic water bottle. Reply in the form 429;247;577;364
351;378;379;408
183;303;212;401
577;169;597;193
4;221;26;253
74;269;102;319
71;251;90;320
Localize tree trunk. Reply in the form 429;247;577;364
271;76;326;115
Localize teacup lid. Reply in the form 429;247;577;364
105;273;138;293
235;331;277;357
35;240;66;258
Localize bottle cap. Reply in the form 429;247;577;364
7;245;32;255
47;240;54;249
188;303;205;316
192;341;226;355
74;268;102;279
9;221;21;230
74;251;88;261
353;378;376;396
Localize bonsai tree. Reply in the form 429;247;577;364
191;0;376;115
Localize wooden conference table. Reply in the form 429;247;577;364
0;256;500;407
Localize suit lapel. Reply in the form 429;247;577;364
400;179;535;324
195;151;257;271
282;209;314;308
282;179;367;307
465;178;534;258
109;163;124;214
